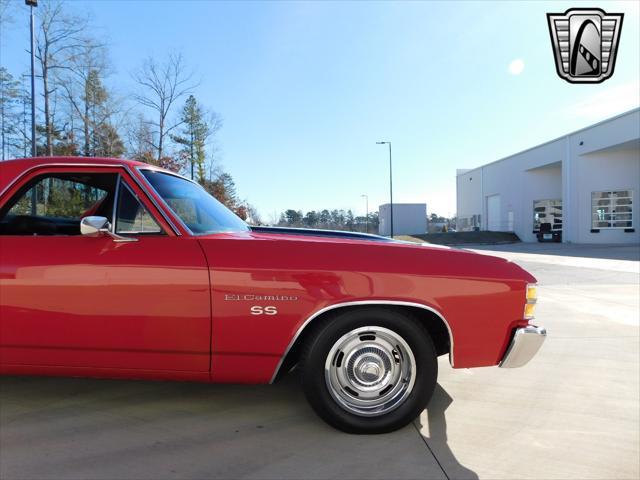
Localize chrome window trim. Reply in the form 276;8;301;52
135;167;195;236
111;173;121;233
136;166;250;236
115;178;165;236
0;161;182;236
0;162;123;201
269;300;455;384
122;165;182;236
0;164;119;230
136;165;200;187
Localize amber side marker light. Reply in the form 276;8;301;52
524;284;537;320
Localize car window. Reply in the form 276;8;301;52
115;181;163;235
0;173;117;236
9;177;109;219
141;169;248;234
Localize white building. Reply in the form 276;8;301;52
379;203;426;237
456;109;640;244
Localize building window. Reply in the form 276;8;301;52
457;214;481;232
533;199;562;232
592;190;633;229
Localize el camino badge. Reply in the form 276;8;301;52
224;294;298;301
224;294;298;316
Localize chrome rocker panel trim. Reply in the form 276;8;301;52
499;325;546;368
269;300;455;384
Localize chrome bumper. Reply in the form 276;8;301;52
499;325;546;368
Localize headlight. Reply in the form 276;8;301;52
524;284;537;320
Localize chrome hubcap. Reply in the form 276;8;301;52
324;326;416;417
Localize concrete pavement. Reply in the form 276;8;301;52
1;244;639;479
429;243;639;479
0;374;445;479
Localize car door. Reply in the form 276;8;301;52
0;165;211;374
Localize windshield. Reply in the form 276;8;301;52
141;170;249;235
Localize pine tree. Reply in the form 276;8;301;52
172;95;210;182
84;69;107;156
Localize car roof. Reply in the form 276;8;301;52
0;156;159;196
1;156;148;168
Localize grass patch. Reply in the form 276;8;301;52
397;231;520;245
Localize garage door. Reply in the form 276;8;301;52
487;195;501;231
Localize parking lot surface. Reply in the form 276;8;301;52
1;244;639;479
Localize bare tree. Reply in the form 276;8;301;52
132;53;196;162
35;0;89;155
245;204;263;225
0;68;21;160
0;0;14;28
59;37;108;156
126;113;155;162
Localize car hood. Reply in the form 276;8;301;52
198;227;535;284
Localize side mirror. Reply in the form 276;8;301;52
80;216;138;243
80;216;110;237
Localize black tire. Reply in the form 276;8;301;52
300;307;438;434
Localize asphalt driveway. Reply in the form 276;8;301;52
1;244;638;479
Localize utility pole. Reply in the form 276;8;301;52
26;0;38;216
361;194;369;233
190;120;194;180
376;141;394;238
1;77;5;161
26;0;38;157
22;86;28;157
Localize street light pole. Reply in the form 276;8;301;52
360;194;369;233
26;0;37;158
376;141;393;238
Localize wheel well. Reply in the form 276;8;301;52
271;304;452;383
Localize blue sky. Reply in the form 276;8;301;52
2;1;639;220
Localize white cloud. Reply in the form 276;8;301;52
562;80;640;121
508;58;525;75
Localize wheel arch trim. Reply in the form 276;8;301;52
269;300;455;383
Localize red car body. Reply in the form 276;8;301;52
0;157;540;385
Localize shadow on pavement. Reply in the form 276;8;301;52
418;383;479;480
1;374;448;479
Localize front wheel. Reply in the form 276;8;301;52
300;308;438;434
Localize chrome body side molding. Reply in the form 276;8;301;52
269;300;455;384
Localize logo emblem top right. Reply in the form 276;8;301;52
547;8;624;84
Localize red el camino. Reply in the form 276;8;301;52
0;157;546;433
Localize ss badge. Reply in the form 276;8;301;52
250;306;278;316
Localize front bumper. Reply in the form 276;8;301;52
499;325;547;368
